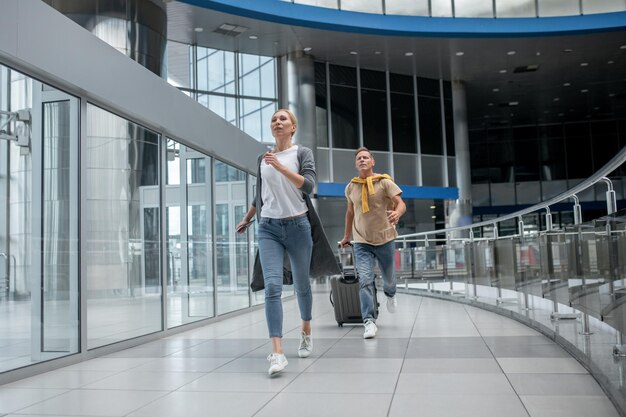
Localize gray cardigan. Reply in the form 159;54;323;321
251;146;341;285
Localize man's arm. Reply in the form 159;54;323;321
386;194;406;225
339;200;355;248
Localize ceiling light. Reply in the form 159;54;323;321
580;89;588;93
509;101;519;106
214;23;248;37
405;52;414;56
248;35;258;40
543;110;549;114
609;93;616;97
563;48;573;53
580;62;589;67
492;88;500;92
303;47;312;52
620;45;626;49
608;60;614;64
558;113;564;116
536;52;541;56
194;27;203;32
455;51;464;56
374;51;381;55
430;205;436;209
553;97;560;101
349;51;358;55
488;103;494;106
499;69;507;73
431;215;436;219
563;82;571;87
507;51;516;55
594;106;600;110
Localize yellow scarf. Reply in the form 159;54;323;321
350;174;392;213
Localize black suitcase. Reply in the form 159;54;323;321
330;245;379;327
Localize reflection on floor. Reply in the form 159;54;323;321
0;290;620;417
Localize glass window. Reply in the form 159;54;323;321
455;0;494;17
538;0;580;16
391;91;417;153
295;0;339;8
582;0;625;14
539;125;566;181
564;123;592;179
513;127;540;181
421;155;445;186
390;73;413;94
85;104;161;349
330;85;359;149
394;153;418;184
386;0;430;15
214;160;249;315
315;67;329;147
361;89;388;151
360;68;386;90
591;121;619;173
417;77;440;97
341;0;383;13
496;0;536;17
166;41;192;89
444;97;454;156
418;95;443;155
329;64;357;87
197;47;235;94
431;0;453;16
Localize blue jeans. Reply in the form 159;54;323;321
258;215;313;338
353;241;397;323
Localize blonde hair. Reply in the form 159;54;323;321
272;109;298;136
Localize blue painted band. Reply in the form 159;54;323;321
178;0;626;37
318;182;459;200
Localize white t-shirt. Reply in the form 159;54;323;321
260;145;308;219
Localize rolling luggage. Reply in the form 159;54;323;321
330;244;378;327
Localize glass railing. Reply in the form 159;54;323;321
394;145;626;414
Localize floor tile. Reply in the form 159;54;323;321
4;370;116;389
127;391;274;417
0;388;68;414
395;373;515;395
389;394;530;417
497;357;588;374
520;395;620;417
16;389;167;416
283;372;398;394
304;358;403;373
82;369;203;391
508;374;606;396
401;358;502;373
255;392;392;417
179;372;297;392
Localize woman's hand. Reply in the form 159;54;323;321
263;152;285;173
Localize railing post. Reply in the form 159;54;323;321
517;216;532;311
468;229;478;300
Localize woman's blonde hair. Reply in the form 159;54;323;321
272;108;298;136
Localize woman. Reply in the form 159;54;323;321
237;109;337;376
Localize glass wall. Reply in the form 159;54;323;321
283;0;625;16
167;42;278;142
84;104;162;349
317;62;453;186
0;64;79;372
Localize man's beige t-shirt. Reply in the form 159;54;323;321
345;178;402;246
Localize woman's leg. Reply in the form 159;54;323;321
285;216;313;326
258;219;286;351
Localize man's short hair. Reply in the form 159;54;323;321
355;147;372;157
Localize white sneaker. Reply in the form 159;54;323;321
363;320;378;339
298;331;313;358
267;353;288;375
386;295;397;313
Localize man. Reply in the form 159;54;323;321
340;147;406;339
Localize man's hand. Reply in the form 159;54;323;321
386;210;400;226
339;237;351;248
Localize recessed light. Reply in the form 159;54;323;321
580;89;588;93
509;101;519;106
510;113;514;117
563;82;571;87
303;47;312;52
405;52;414;57
594;106;600;110
492;88;500;92
608;60;614;64
455;51;464;56
536;52;541;56
374;51;381;55
430;205;436;209
563;48;573;53
488;103;494;106
580;62;589;67
499;69;507;73
431;215;436;219
349;51;358;55
248;35;258;40
553;97;560;101
558;113;564;116
507;51;516;55
194;27;203;32
609;93;616;97
620;45;626;49
543;110;549;114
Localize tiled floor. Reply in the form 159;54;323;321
0;290;620;417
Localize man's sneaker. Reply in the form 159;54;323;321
386;295;397;313
267;353;288;375
363;320;378;339
298;331;313;358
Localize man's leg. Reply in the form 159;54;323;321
374;240;397;313
353;243;378;338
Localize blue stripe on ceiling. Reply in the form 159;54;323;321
318;182;459;200
178;0;626;37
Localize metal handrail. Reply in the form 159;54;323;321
398;145;626;240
